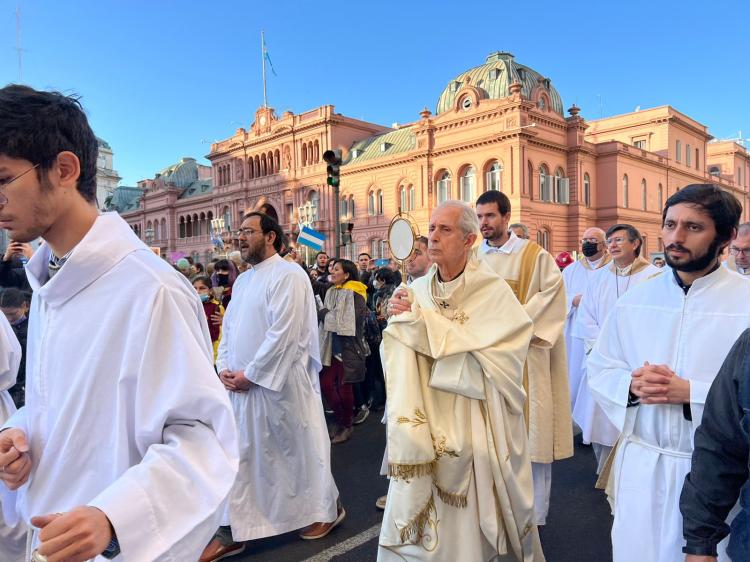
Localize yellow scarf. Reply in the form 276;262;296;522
338;280;368;301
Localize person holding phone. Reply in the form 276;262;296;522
0;242;33;292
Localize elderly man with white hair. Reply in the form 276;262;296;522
382;201;545;561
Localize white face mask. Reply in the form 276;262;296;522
373;279;384;289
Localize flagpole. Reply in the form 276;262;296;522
261;31;268;108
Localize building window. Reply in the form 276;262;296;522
709;166;721;177
380;240;388;258
460;166;476;203
695;148;699;170
527;161;533;197
370;239;379;259
676;140;682;162
539;165;551;202
658;183;664;210
486;161;502;191
686;144;692;167
739;167;744;185
583;173;591;208
536;228;550;251
399;184;415;212
349;195;355;219
622;174;629;208
340;197;348;219
641;179;647;210
409;185;415;211
553;168;569;204
634;139;647;149
377;190;384;215
436;171;451;204
368;191;376;216
461;97;472;110
179;216;185;239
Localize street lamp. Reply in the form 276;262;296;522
145;227;154;247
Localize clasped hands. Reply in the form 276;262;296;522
630;362;690;405
0;430;112;562
219;369;254;392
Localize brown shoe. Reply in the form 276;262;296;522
199;538;245;562
298;504;346;540
331;426;353;444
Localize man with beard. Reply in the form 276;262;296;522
475;190;572;526
561;227;610;411
587;184;750;562
723;221;750;277
201;212;341;561
572;224;659;474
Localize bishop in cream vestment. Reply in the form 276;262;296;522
378;256;544;562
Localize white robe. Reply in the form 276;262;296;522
587;265;750;562
1;213;239;561
216;253;338;541
561;256;607;409
0;315;25;562
572;262;660;447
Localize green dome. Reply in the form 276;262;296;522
156;157;200;189
436;51;563;115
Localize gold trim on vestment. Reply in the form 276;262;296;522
607;255;651;276
580;253;612;271
435;484;468;508
516;242;543;432
399;494;436;544
388;460;437;481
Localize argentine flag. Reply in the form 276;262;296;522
297;225;326;251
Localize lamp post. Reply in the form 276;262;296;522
298;201;317;265
144;227;154;247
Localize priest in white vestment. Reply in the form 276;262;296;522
572;224;660;473
723;221;750;277
587;184;750;562
0;314;25;562
381;201;544;562
561;227;610;410
203;212;340;561
475;191;572;526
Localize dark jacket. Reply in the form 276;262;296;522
9;316;27;408
680;328;750;559
0;259;31;292
318;290;368;384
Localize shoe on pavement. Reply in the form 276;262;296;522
375;495;387;510
199;538;245;562
353;406;370;425
299;504;346;540
327;422;340;440
331;426;353;444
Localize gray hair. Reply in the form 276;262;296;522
738;222;750;236
509;223;529;238
435;200;480;237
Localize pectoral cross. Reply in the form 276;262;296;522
437;300;451;309
452;310;469;324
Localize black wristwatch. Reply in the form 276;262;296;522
626;390;641;407
102;535;121;559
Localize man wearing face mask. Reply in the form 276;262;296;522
561;228;610;411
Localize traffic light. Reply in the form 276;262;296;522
340;222;354;244
323;149;342;187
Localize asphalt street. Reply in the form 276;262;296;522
230;413;613;562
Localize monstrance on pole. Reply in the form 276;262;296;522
386;210;420;285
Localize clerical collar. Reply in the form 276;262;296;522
614;262;634;276
587;255;604;268
483;231;518;254
671;262;721;295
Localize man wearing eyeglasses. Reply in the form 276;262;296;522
587;184;750;562
0;85;238;561
561;228;610;413
723;222;750;276
572;224;659;475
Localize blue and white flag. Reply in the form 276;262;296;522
297;225;325;251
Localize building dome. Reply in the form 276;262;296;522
435;51;564;115
156;157;200;189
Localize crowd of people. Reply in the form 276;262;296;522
0;83;749;562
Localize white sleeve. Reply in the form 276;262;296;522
87;287;238;562
0;315;20;392
215;298;233;373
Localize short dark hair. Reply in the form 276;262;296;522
663;184;742;247
315;251;328;259
0;287;25;308
332;259;359;283
416;235;428;247
374;266;398;285
358;252;371;259
476;190;511;215
0;85;99;204
191;275;212;287
214;259;231;271
243;211;284;253
606;223;643;256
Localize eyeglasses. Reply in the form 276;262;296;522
235;228;261;237
605;237;629;246
729;247;750;257
581;238;602;244
0;164;39;204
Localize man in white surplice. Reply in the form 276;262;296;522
383;201;544;562
724;221;750;277
587;184;750;562
572;224;659;474
561;227;609;410
202;211;341;561
0;314;25;562
0;85;238;562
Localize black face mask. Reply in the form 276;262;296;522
216;274;230;286
581;242;600;258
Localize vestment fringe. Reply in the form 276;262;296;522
398;495;435;544
388;460;436;480
435;484;468;508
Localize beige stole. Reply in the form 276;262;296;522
580;253;612;271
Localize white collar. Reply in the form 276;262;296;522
481;231;521;254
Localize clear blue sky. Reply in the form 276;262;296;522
2;0;748;186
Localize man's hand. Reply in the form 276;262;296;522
3;242;33;263
685;556;717;562
0;428;32;490
220;370;253;392
210;309;223;327
630;363;690;405
387;288;412;317
218;369;237;392
572;294;582;307
32;506;113;562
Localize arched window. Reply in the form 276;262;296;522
436;171;451;203
709;166;721;177
641;179;647;210
301;144;307;167
340;196;348;219
536;228;550;251
657;183;664;210
408;185;416;210
186;216;193;238
460;166;476;203
161;218;167;240
527;161;533;197
399;185;407;211
377;190;384;215
306;190;320;222
223;206;232;231
314;141;320;163
370;238;380;259
192;213;200;236
486;161;502;191
622;174;629;208
153;220;160;241
539;165;551;201
274;149;281;171
583;173;591;208
554;168;569;204
254;156;260;177
248;157;254;179
261;154;268;176
368;190;376;216
349;195;355;218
